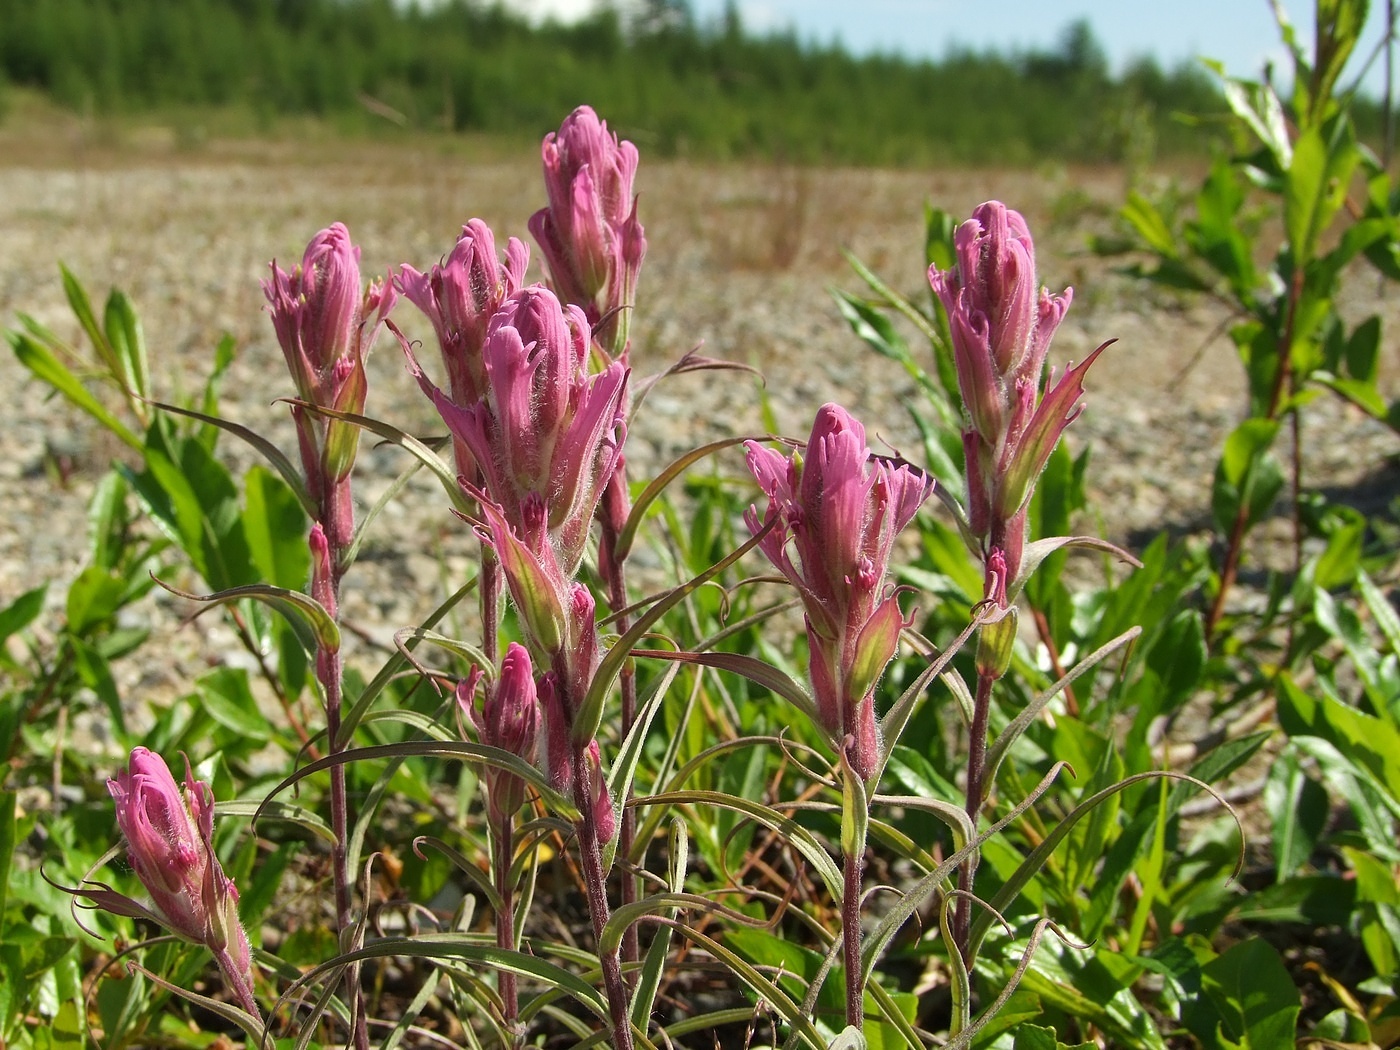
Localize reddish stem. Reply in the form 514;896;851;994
955;669;995;966
571;746;634;1050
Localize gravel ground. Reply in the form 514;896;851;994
3;116;1398;725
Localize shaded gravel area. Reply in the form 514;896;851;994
3;121;1399;728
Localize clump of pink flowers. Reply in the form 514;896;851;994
103;748;259;1016
746;403;933;781
929;200;1106;598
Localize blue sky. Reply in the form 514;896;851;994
510;0;1395;96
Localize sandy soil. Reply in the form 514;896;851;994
2;112;1397;722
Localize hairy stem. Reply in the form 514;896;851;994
313;481;369;1050
572;748;633;1050
214;947;263;1022
318;646;368;1050
842;843;865;1031
493;808;519;1044
955;669;995;966
601;515;641;978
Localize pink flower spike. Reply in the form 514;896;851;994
928;201;1071;448
397;219;529;410
106;748;252;977
264;223;396;504
745;404;932;777
529;106;647;354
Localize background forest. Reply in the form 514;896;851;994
0;0;1248;165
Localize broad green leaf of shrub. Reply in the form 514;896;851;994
1286;120;1359;265
1277;675;1400;806
1211;419;1283;535
1341;846;1400;980
968;987;1043;1049
1012;1023;1094;1050
1186;937;1299;1050
0;585;46;647
1016;939;1166;1050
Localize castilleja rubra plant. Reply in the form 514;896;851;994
745;403;932;781
49;98;1160;1050
928;201;1125;972
928;200;1107;595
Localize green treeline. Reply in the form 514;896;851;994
0;0;1233;165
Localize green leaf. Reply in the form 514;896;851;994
1277;674;1400;804
1012;1024;1095;1050
832;289;947;423
1286;121;1359;265
1015;940;1165;1050
60;264;113;368
0;585;47;645
64;566;127;635
1319;374;1390;418
0;791;15;934
8;330;142;451
1263;749;1329;880
103;289;150;408
1122;192;1177;257
1192;938;1300;1049
146;398;313;516
1217;73;1292;166
629;820;688;1033
160;578;337;655
242;464;310;590
1344;314;1381;382
194;666;272;741
1212;419;1283;534
575;519;777;747
1146;611;1205;706
70;636;126;737
1358;570;1400;659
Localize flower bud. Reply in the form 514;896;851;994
264;223;395;517
929;201;1103;586
461;645;541;820
529;106;647;355
107;748;252;978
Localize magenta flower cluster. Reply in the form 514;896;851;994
263;223;395;565
530;106;647;357
929;201;1104;592
107;748;253;985
746;405;933;780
